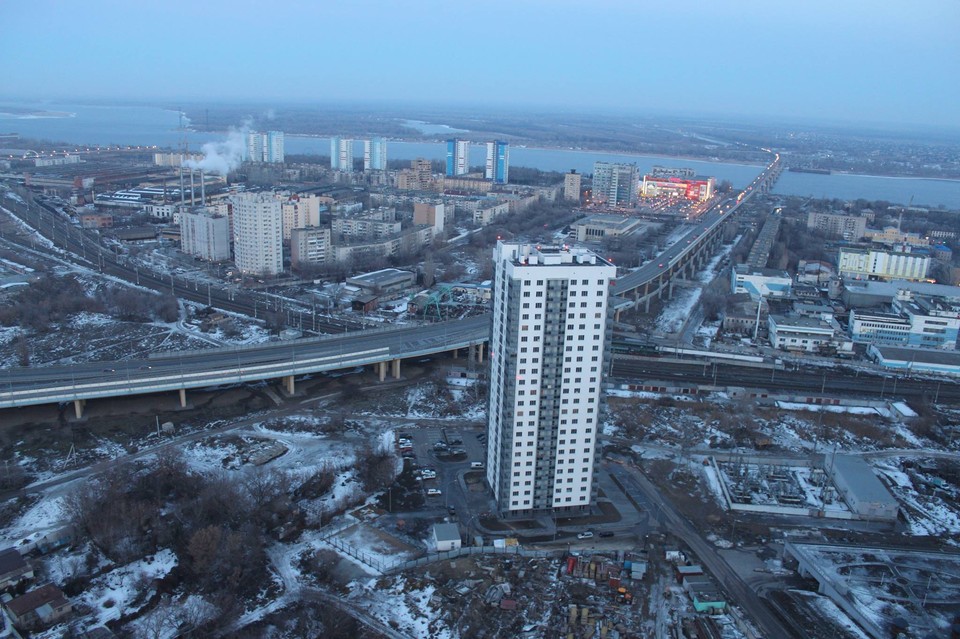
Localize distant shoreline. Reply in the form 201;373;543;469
282;132;767;169
0;109;74;120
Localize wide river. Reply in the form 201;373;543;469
2;102;958;208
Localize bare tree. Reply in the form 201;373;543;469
15;332;29;367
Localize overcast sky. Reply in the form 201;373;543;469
1;0;957;128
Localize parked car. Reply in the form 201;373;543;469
426;488;442;496
577;531;594;540
599;531;614;538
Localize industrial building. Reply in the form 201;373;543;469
842;279;960;308
486;242;615;516
829;455;899;521
731;265;792;299
572;214;646;243
849;294;960;350
768;313;849;353
346;268;416;294
868;344;960;376
838;245;931;282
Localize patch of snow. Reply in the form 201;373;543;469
79;549;179;626
0;496;66;548
776;401;880;416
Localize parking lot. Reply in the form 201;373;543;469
394;422;492;527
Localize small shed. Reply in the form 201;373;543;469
433;523;462;552
683;575;726;613
675;564;703;582
0;548;33;589
351;293;379;313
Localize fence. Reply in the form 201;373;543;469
386;545;563;574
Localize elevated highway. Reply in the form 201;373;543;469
0;156;783;417
1;315;490;418
611;153;782;311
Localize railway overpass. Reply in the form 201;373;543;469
1;315;490;418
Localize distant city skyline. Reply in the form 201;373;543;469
0;1;957;129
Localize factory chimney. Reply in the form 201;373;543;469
179;165;185;206
200;170;206;205
189;168;196;206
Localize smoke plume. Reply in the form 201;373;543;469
182;127;246;176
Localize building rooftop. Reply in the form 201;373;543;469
575;214;642;231
844;279;960;301
0;547;27;575
840;245;930;257
5;583;68;617
769;314;835;329
433;523;460;543
734;264;790;278
871;345;960;366
851;309;909;322
346;268;415;287
831;455;899;507
502;243;613;268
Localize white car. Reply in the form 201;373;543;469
577;531;594;540
426;488;442;496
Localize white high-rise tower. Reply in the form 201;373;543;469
486;242;615;516
230;193;283;276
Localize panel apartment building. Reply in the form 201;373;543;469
230;193;283;276
486;242;615;516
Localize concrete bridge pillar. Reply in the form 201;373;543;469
668;281;675;299
283;375;295;395
73;399;85;419
476;343;485;364
452;347;458;359
391;358;401;379
179;388;187;408
378;360;388;382
644;296;651;313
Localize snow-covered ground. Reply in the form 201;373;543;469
653;237;737;335
873;458;960;536
79;549;179;626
